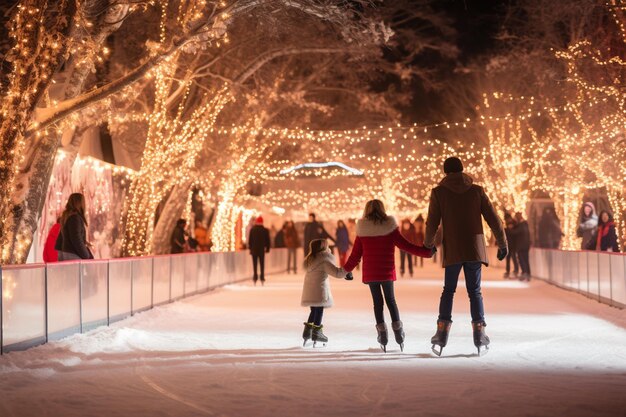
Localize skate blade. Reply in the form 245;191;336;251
477;345;490;356
431;344;443;356
380;344;387;353
400;343;404;352
313;342;326;348
303;339;308;347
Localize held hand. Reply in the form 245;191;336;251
345;272;354;281
424;245;436;257
497;247;508;261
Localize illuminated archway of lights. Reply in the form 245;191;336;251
207;59;625;251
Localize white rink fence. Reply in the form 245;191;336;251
0;249;287;354
530;248;625;308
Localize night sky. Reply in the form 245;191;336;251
404;0;505;124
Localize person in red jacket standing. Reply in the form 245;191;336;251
43;217;61;263
344;199;434;352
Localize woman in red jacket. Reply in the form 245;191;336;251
43;217;61;263
344;199;434;351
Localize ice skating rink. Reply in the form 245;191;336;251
1;261;625;417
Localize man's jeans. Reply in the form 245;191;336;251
438;262;485;323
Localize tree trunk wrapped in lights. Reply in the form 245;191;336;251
2;1;131;264
121;49;231;256
0;0;77;263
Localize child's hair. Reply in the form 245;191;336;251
304;239;328;268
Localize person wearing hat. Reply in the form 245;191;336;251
424;157;508;355
248;216;271;285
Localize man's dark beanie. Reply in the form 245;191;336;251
443;157;463;174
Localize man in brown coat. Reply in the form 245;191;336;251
424;157;508;355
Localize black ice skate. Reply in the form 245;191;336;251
430;319;452;356
472;321;490;356
376;323;388;352
302;322;314;347
311;325;328;347
391;320;405;352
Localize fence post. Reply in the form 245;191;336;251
586;252;590;296
106;261;110;327
169;256;172;302
151;257;155;309
196;254;200;294
182;256;186;296
0;266;3;355
130;261;134;316
79;262;83;334
608;254;613;306
45;265;49;343
576;251;580;291
597;252;601;302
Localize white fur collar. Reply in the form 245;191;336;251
356;216;398;237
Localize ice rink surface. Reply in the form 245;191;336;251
1;260;625;417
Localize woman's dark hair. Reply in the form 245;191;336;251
363;199;388;224
176;218;187;227
61;193;87;227
598;210;613;226
337;220;346;228
304;239;328;267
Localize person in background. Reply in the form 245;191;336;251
274;222;286;248
346;218;359;270
335;220;351;267
399;218;417;277
303;213;335;254
170;219;187;254
284;220;300;273
503;213;519;279
577;202;598;250
248;216;271;285
55;193;94;261
514;212;532;280
589;210;620;252
537;207;562;249
43;217;61;263
194;220;211;252
413;214;426;268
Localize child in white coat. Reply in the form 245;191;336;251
301;239;353;347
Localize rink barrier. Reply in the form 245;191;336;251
0;249;288;354
529;248;625;309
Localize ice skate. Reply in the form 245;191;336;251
391;320;405;352
376;323;388;352
302;322;314;347
503;272;509;279
472;321;490;356
430;319;452;356
312;324;328;347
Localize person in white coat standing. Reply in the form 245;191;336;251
301;239;353;347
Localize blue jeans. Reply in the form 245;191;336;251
438;262;485;323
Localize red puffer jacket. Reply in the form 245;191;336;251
43;223;61;263
344;217;432;283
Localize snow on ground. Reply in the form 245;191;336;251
1;260;625;417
